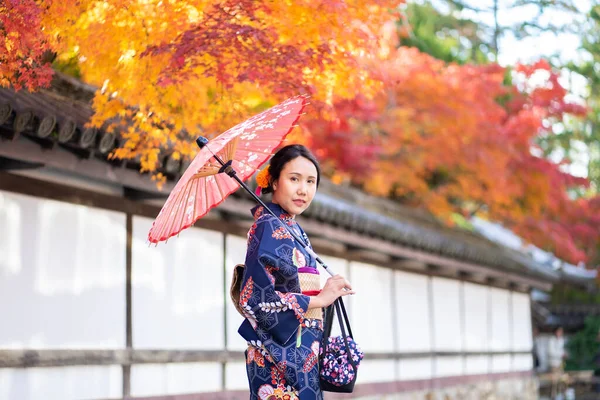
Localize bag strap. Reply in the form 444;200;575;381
336;298;354;339
322;303;335;338
333;299;357;369
320;298;358;370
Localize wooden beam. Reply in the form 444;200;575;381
345;249;392;264
0;349;531;369
297;218;552;292
0;350;245;369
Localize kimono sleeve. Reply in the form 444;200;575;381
239;216;310;345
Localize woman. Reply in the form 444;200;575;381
237;144;354;400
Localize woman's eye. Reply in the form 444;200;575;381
308;179;316;184
291;177;298;182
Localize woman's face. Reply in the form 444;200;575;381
271;156;318;217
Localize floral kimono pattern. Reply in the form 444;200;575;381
238;203;324;400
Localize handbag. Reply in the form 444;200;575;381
230;263;246;317
319;298;363;392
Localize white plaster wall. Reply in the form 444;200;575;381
395;271;431;352
398;358;433;380
511;292;533;351
225;362;249;391
463;283;489;351
513;353;534;371
0;366;121;400
432;277;462;351
355;360;396;383
130;362;221;396
225;234;249;351
435;356;464;377
465;355;490;375
491;354;512;373
0;190;125;349
349;262;394;353
490;288;511;351
132;216;224;349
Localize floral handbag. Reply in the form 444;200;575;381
319;298;364;392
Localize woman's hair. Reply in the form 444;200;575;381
262;144;321;194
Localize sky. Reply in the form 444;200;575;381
425;0;594;178
427;0;592;66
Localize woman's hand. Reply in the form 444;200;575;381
309;275;355;309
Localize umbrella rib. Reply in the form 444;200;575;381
164;179;193;241
216;176;226;201
156;189;178;242
181;177;199;231
203;176;210;220
154;196;174;242
235;148;274;157
190;175;200;225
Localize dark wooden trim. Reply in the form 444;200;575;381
0;349;531;369
428;276;436;377
0;350;245;368
365;350;532;360
487;287;493;373
111;370;533;400
221;233;228;391
0;171;159;217
124;213;133;397
390;267;399;379
459;280;466;375
0;171;247;236
296;217;550;292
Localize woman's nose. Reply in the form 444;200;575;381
297;182;307;194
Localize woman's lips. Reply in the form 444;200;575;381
293;199;306;207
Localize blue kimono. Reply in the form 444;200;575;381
238;202;324;400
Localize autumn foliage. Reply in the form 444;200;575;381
0;0;53;90
305;49;599;266
1;1;599;267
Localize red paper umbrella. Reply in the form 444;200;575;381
148;96;307;244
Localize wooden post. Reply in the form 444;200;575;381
123;213;133;398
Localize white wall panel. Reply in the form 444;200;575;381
225;234;249;351
0;366;121;400
0;191;125;349
355;360;395;383
432;277;462;351
463;283;489;351
490;288;511;351
491;354;512;373
398;358;433;380
130;362;221;396
349;262;394;352
465;355;489;375
225;362;249;391
395;271;431;352
513;354;534;371
435;356;463;377
132;216;224;349
511;292;533;351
